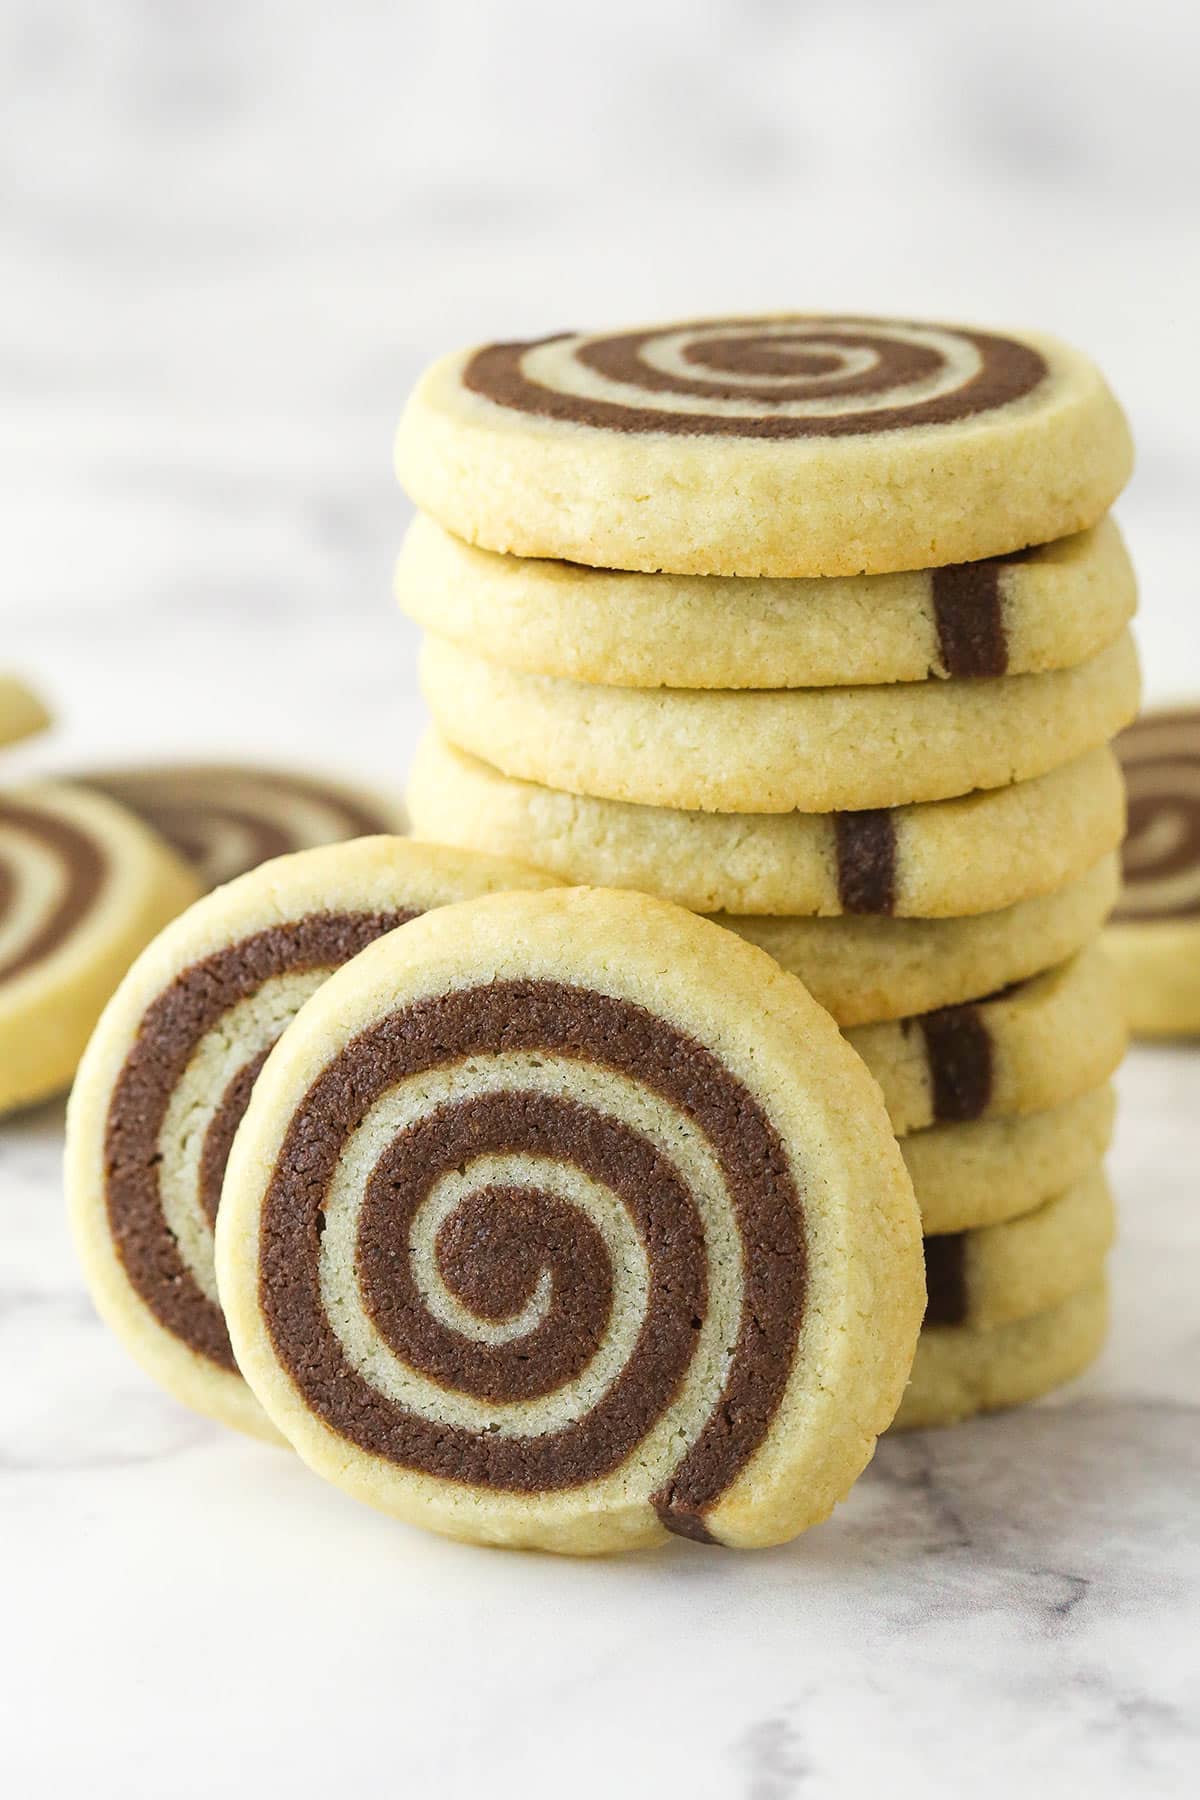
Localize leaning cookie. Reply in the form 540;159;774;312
419;631;1139;813
398;515;1136;689
1104;706;1200;1036
902;1084;1115;1235
396;316;1132;577
726;855;1118;1027
409;735;1125;919
848;946;1126;1136
0;675;51;750
65;838;555;1443
922;1167;1113;1332
1;785;200;1114
893;1280;1108;1431
75;762;407;892
215;888;924;1553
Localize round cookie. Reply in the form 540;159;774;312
901;1084;1115;1235
0;784;200;1114
76;763;407;892
215;887;925;1553
0;675;51;750
1104;706;1200;1036
726;855;1118;1027
419;631;1140;814
66;838;555;1443
409;733;1125;919
848;946;1126;1135
398;515;1136;689
893;1279;1108;1432
396;316;1132;578
922;1168;1114;1332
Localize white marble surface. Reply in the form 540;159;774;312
3;3;1200;1794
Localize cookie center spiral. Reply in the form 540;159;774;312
258;980;808;1539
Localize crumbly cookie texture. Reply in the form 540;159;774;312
397;317;1132;577
397;514;1136;689
893;1279;1108;1431
66;837;555;1442
849;946;1126;1136
408;734;1125;920
1104;706;1200;1036
215;887;924;1553
723;855;1118;1026
922;1167;1113;1331
1;783;200;1114
901;1084;1115;1235
75;762;407;891
0;675;51;749
419;630;1140;814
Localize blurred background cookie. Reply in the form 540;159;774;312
1105;706;1200;1036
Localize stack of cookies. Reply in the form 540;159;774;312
397;313;1140;1428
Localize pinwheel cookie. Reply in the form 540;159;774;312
1104;707;1200;1035
398;515;1136;689
77;762;406;892
66;838;553;1442
215;887;924;1553
0;784;199;1114
396;315;1132;577
418;631;1139;813
408;734;1125;919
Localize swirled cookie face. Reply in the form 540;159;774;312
1112;710;1200;923
77;764;406;892
65;838;555;1442
1105;707;1200;1036
461;319;1048;440
215;888;924;1553
397;315;1133;576
0;784;199;1114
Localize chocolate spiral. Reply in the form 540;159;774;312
257;980;807;1543
80;766;400;891
0;797;107;983
463;317;1047;440
1114;710;1200;921
104;911;410;1371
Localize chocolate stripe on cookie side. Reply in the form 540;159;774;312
914;1004;995;1122
257;981;808;1543
463;319;1048;440
930;556;1022;677
922;1233;969;1327
834;810;897;913
104;911;410;1370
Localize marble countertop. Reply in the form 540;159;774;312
4;3;1199;1794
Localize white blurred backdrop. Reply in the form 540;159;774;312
3;0;1197;787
